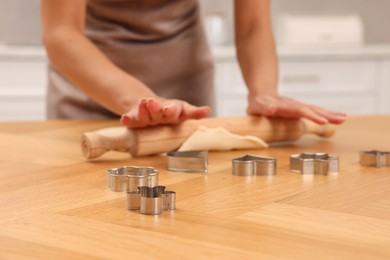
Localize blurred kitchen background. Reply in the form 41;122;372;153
1;0;390;120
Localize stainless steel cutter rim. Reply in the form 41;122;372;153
107;166;159;177
126;185;176;214
232;154;277;176
359;150;390;167
167;150;208;158
233;154;276;163
166;150;208;173
290;152;339;175
138;185;166;198
106;166;159;192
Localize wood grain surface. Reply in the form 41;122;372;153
0;116;389;259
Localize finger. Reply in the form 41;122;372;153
181;103;211;119
272;103;327;124
120;114;132;126
123;98;151;128
310;105;347;124
286;99;345;124
134;98;151;126
120;113;142;128
120;100;143;127
159;103;183;126
162;102;177;117
298;107;329;125
272;97;330;123
146;98;163;121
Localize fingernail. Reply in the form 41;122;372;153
120;115;129;124
320;117;329;124
163;103;174;110
334;115;346;122
146;99;154;107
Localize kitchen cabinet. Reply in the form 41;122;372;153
213;45;390;117
1;45;390;120
379;61;390;113
0;45;46;120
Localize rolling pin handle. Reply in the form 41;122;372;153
82;132;107;159
81;127;137;159
301;118;336;138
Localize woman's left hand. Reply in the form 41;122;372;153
247;94;347;125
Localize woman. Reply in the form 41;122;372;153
40;0;346;128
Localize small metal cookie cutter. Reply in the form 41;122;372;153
166;150;208;173
232;154;277;176
106;166;159;192
360;150;390;167
127;186;176;215
290;152;339;175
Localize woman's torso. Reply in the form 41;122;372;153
47;0;215;119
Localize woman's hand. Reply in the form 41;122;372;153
247;95;346;125
121;98;211;128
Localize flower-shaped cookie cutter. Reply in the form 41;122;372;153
290;152;339;175
127;186;176;215
106;166;159;192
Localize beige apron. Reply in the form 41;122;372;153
47;0;215;119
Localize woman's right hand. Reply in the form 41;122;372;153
120;98;211;128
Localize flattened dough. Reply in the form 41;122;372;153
178;126;268;151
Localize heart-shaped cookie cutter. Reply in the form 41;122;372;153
360;150;390;167
232;154;277;176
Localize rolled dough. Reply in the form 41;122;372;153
178;126;268;151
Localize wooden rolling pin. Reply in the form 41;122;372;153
81;116;335;159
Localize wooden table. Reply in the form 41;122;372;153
1;116;390;259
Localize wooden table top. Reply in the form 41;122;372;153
1;116;390;259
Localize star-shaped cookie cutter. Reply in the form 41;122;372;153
232;154;277;176
290;152;339;175
360;150;390;167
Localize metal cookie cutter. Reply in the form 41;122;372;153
232;154;277;176
290;152;339;175
127;186;176;215
166;150;208;173
360;150;390;167
106;166;159;192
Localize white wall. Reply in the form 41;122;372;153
0;0;41;45
200;0;390;45
1;0;390;46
